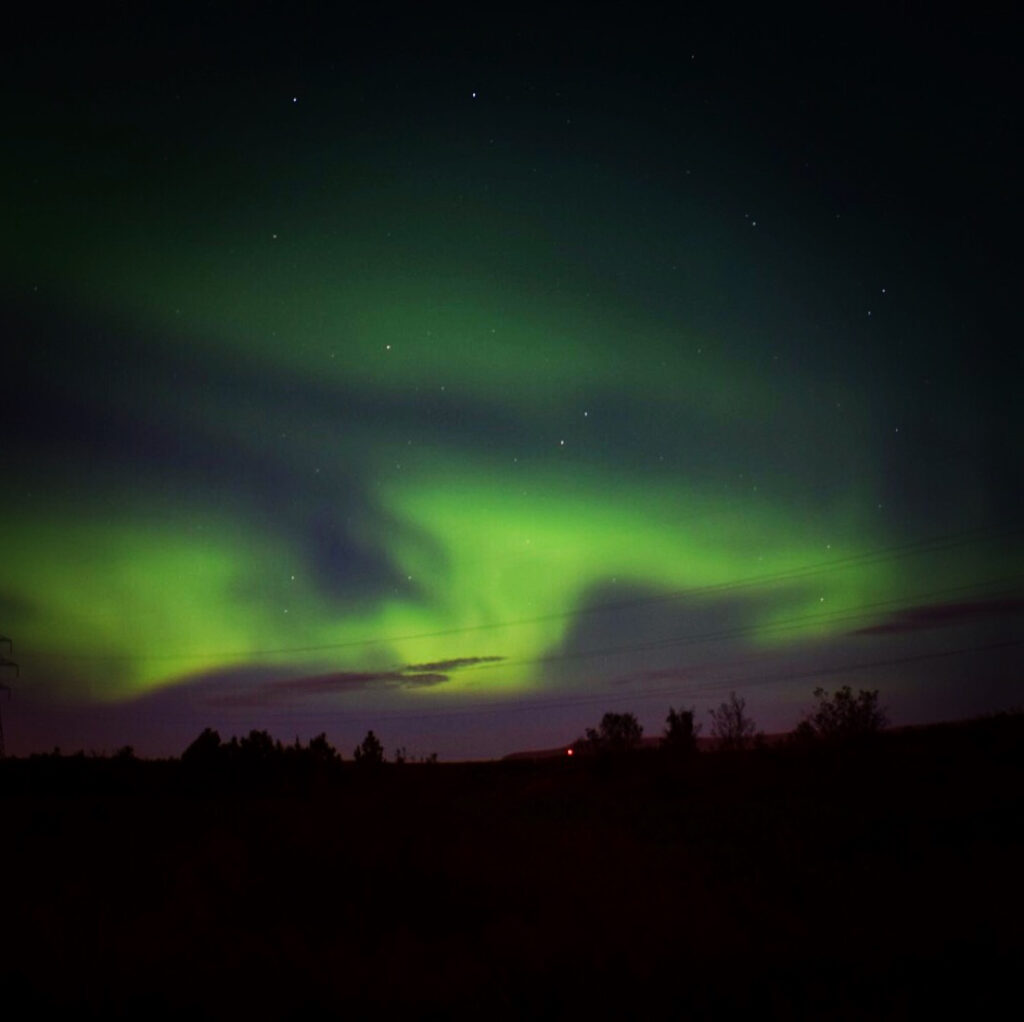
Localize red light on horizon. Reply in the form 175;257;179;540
567;748;574;756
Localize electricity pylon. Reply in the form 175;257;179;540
0;635;17;759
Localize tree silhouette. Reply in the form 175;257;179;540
662;706;700;757
182;727;223;767
307;732;340;765
585;711;643;755
354;730;384;765
805;686;887;743
709;692;756;751
239;729;278;764
182;727;343;778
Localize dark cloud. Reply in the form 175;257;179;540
196;656;505;707
404;656;505;672
851;597;1024;637
269;670;448;696
202;670;447;707
204;670;402;706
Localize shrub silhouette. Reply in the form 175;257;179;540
709;692;757;751
585;711;643;755
805;686;887;743
788;719;817;749
662;706;700;757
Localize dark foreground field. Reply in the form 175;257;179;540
2;715;1022;1019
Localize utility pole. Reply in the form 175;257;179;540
0;635;17;759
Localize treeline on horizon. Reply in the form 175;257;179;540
3;687;1023;788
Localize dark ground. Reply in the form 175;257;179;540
2;714;1022;1018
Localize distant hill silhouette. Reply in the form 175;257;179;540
501;732;792;760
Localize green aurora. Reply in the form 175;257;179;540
1;8;1020;755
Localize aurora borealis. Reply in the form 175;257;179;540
2;7;1020;757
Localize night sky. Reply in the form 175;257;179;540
2;6;1020;758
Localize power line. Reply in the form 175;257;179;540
456;575;1024;674
17;524;1020;665
0;635;17;759
242;575;1023;719
358;638;1024;723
